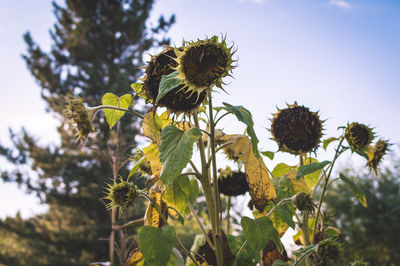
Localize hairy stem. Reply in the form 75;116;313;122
95;105;144;119
312;137;345;241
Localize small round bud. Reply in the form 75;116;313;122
104;177;137;212
293;192;314;212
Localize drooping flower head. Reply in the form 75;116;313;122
366;139;390;174
316;238;342;265
173;35;236;94
293;192;314;212
141;47;207;114
104;177;137;212
64;95;96;143
345;122;374;152
270;102;323;155
218;167;249;196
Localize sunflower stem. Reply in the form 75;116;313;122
96;105;144;119
208;91;224;266
312;137;345;242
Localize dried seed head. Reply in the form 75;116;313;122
345;122;374;152
104;177;137;212
316;238;342;265
293;192;314;212
64;95;95;143
218;168;249;196
366;139;390;174
174;35;236;94
142;47;207;114
271;102;323;155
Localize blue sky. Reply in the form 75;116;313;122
0;0;399;218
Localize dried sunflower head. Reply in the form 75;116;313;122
345;122;374;152
270;102;323;155
173;35;236;94
142;47;207;114
104;177;137;212
366;139;390;174
218;167;249;196
293;192;314;212
64;95;96;143
316;238;342;265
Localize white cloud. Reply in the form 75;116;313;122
329;0;352;10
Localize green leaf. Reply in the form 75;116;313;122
222;102;259;155
128;156;145;178
138;225;176;266
275;206;295;229
163;175;199;214
296;161;330;179
272;163;293;178
241;216;283;253
323;137;339;150
272;260;290;266
102;93;132;129
355;149;369;160
339;173;367;207
261;151;275;160
157;71;183;102
159;125;202;185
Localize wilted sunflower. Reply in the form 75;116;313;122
218;167;249;196
366;139;390;174
345;122;374;152
141;47;207;114
64;95;96;143
270;102;323;155
173;35;236;94
293;192;314;212
316;238;342;265
104;177;137;212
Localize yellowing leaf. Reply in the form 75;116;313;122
125;248;144;266
229;135;277;211
144;185;168;228
142;110;163;144
286;169;309;193
102;93;132;129
143;143;162;180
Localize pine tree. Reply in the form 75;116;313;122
0;0;174;264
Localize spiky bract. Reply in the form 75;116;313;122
64;95;95;143
293;192;314;212
142;47;207;114
345;122;374;152
271;102;323;155
174;35;236;94
104;177;137;212
366;139;390;174
218;167;249;196
316;238;342;265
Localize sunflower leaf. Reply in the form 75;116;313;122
222;102;259;156
296;161;330;179
159;125;202;185
241;216;283;253
102;93;132;129
157;71;183;102
339;173;367;207
138;225;176;266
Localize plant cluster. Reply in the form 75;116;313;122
65;35;389;265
